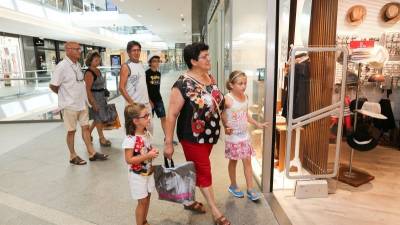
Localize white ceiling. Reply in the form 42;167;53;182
113;0;192;46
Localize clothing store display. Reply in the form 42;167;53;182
373;99;396;132
282;60;310;119
380;2;400;24
368;46;389;69
346;5;367;26
347;122;379;151
347;72;358;85
351;48;371;62
357;101;388;120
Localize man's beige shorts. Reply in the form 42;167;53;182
62;108;89;131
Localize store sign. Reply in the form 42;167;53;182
349;40;374;49
34;38;44;46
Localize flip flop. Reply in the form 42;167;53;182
69;156;87;165
99;138;112;147
89;152;108;161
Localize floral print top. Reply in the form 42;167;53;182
173;74;224;144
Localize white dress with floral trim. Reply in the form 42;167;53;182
224;93;255;160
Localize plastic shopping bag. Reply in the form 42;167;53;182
154;157;196;203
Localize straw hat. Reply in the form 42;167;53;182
380;2;400;24
346;5;367;26
357;101;387;120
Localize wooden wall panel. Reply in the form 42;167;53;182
301;0;338;174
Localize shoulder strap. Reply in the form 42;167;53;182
85;68;97;82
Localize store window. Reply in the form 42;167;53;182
231;0;267;176
35;39;57;80
0;35;24;87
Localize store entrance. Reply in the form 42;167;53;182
270;0;400;224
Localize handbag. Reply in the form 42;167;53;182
153;157;196;203
104;88;110;98
104;103;118;123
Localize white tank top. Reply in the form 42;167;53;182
125;60;149;104
225;93;250;142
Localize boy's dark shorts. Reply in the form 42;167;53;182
152;100;166;118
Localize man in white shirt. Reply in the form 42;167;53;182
119;40;153;132
50;41;108;165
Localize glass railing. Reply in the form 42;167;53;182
24;0;118;13
0;66;121;122
0;63;181;123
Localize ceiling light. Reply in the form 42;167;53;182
180;14;184;17
137;14;143;18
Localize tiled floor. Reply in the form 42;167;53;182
0;70;279;225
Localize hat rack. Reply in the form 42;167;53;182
338;62;375;187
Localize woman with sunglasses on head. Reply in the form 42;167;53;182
84;51;112;147
164;42;230;225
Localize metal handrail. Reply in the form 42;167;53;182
0;66;122;76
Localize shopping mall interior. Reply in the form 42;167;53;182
1;0;400;225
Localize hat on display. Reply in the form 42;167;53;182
346;5;367;26
350;97;367;112
347;123;379;151
357;101;388;120
346;71;358;85
380;2;400;24
148;53;160;63
368;74;386;82
367;46;389;69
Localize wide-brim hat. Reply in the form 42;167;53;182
357;101;388;119
346;5;367;26
347;131;379;151
380;2;400;24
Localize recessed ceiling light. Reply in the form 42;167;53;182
137;14;143;18
180;14;184;17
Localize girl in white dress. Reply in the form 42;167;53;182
222;71;268;201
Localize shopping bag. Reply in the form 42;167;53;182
153;158;196;203
103;114;121;130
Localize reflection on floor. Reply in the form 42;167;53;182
274;143;400;225
0;70;279;225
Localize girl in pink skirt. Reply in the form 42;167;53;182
222;70;268;201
